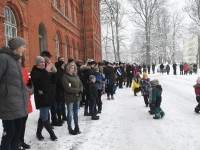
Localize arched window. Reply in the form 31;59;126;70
55;33;60;58
38;23;48;52
4;6;17;46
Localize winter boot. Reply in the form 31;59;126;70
62;108;67;121
84;109;91;116
57;109;64;124
51;119;62;126
43;121;58;141
20;141;30;149
107;96;111;100
195;106;200;113
160;111;165;118
153;114;160;119
111;95;114;100
36;118;44;141
91;113;99;120
74;126;81;134
68;128;78;135
134;91;137;96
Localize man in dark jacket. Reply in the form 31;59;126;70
0;37;28;149
126;64;134;88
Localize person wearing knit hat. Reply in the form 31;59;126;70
194;77;200;113
35;56;45;67
140;72;151;107
8;37;27;51
0;36;28;149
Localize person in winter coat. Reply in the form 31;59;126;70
117;63;125;88
20;55;33;149
55;60;66;124
160;64;164;74
189;64;193;75
103;61;115;100
173;62;177;75
132;72;141;96
166;64;170;75
41;51;62;127
194;77;200;113
183;62;188;75
193;63;197;74
31;56;58;141
152;63;155;74
93;67;105;113
126;64;134;88
147;64;151;74
140;72;151;107
0;37;28;150
80;59;97;116
180;63;183;75
86;75;100;120
62;62;83;135
151;79;165;119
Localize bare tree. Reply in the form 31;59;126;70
128;0;166;65
101;0;126;62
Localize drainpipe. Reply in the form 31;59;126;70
82;0;87;63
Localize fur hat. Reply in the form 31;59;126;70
89;75;96;80
8;37;27;51
150;79;159;86
35;56;45;65
197;77;200;84
41;51;52;58
143;72;148;78
88;59;97;65
104;61;110;66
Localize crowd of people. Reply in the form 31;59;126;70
0;36;189;150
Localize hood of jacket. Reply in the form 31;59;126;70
0;46;20;60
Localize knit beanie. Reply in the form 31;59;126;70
35;56;45;65
150;79;159;86
143;72;148;79
89;75;96;80
8;37;27;51
197;77;200;84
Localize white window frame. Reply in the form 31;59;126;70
4;6;17;46
55;33;60;58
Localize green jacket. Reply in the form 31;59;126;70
62;63;83;103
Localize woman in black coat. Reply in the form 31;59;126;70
31;56;57;141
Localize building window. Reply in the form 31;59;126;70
4;6;17;46
38;23;48;53
55;33;60;58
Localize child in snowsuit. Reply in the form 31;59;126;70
151;79;165;119
132;72;141;96
148;83;154;115
140;72;151;107
194;77;200;113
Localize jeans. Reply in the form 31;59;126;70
1;118;23;150
39;107;51;121
66;101;79;129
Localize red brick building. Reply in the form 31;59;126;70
0;0;102;71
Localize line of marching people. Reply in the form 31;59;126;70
132;72;165;119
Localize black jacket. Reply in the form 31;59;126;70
103;66;115;84
86;82;98;102
56;68;65;102
31;66;56;109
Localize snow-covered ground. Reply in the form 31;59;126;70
1;71;200;150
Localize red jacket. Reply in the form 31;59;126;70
183;64;188;71
22;67;33;113
194;84;200;96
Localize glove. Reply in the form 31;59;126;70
38;90;43;95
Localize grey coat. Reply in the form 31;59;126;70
0;47;28;120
